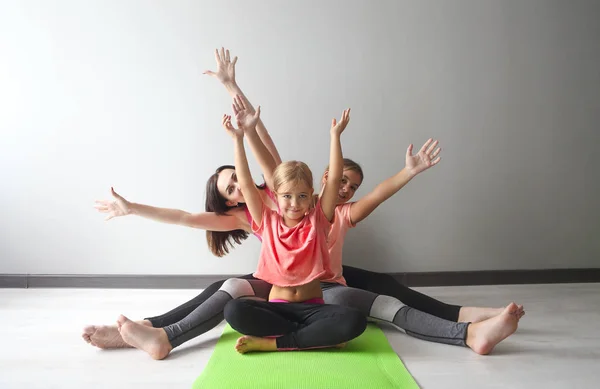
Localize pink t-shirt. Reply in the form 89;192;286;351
321;202;356;286
251;200;333;287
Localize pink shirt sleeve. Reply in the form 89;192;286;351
251;204;273;235
341;202;357;228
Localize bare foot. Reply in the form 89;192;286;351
82;325;132;349
81;320;152;349
117;315;172;360
466;302;519;355
515;305;525;321
235;336;277;354
458;307;503;323
82;326;94;344
459;304;526;323
234;336;347;354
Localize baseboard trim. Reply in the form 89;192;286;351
0;275;27;288
1;268;599;289
0;274;234;289
393;268;600;287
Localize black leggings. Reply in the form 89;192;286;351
342;266;461;322
145;266;460;327
224;299;367;350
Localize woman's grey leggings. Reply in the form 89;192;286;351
160;279;468;348
161;278;272;348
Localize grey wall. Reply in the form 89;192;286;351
1;0;598;275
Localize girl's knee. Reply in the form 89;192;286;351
352;310;368;334
338;310;367;340
223;299;247;324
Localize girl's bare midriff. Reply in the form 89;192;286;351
268;279;322;302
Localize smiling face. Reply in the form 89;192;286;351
337;169;363;203
275;180;314;223
216;168;245;207
271;161;315;226
321;169;363;204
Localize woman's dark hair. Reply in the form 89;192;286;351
204;164;265;257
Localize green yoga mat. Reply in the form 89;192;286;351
192;324;419;389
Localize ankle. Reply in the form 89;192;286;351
465;323;476;349
458;307;467;322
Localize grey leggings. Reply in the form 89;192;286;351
162;278;272;347
159;279;468;348
321;282;468;346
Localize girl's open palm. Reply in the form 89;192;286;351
405;138;442;175
331;108;351;136
222;114;243;139
232;95;261;131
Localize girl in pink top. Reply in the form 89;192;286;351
221;98;365;352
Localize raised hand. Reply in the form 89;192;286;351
94;187;132;221
222;114;243;139
203;47;237;84
405;138;441;176
330;108;351;136
232;95;261;131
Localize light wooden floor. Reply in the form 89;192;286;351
1;283;598;389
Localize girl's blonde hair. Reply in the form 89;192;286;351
273;161;314;193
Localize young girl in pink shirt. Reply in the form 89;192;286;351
221;98;366;352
